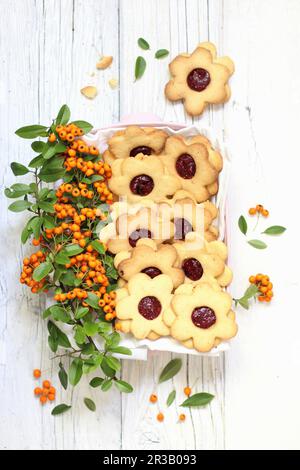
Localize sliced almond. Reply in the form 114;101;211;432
80;86;98;99
96;56;113;70
108;78;118;89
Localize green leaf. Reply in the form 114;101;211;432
155;49;169;59
238;215;248;235
90;240;105;254
48;335;58;352
74;325;86;344
62;244;84;256
101;357;116;378
38;158;66;182
84;397;96;412
237;298;249;310
105;356;121;372
159;358;182;383
262;225;286;235
6;183;32;198
43;214;56;229
74;306;89;320
69;358;83;386
55;252;71;265
29;216;43;239
138;37;150;50
31;141;46;153
108;346;132;356
51;404;71;415
85;292;100;310
29;154;44;168
8;200;32;213
10;162;29;176
83;321;99;337
56;104;71;126
247;239;267;249
50;305;71;323
38;201;55;213
42;306;52;319
243;284;259;299
180;392;214;408
101;379;113;391
42;142;66;160
33;261;53;281
89;377;104;388
15;124;48;139
48;320;72;348
71;120;93;134
114;379;133;393
135;56;146;80
167;390;176;407
58;363;68;390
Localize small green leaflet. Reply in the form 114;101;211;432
108;346;132;356
55;104;71;126
101;379;113;391
135;56;146;80
166;390;176;407
8;200;32;212
138;37;150;50
234;284;259;310
105;356;121;372
10;162;29;176
85;292;100;310
91;240;105;254
247;239;267;249
71;121;93;134
58;363;68;390
51;404;72;416
155;49;169;59
33;261;53;281
238;215;247;235
158;358;182;383
89;377;104;388
114;379;133;393
69;358;83;386
180;392;214;407
15;124;48;139
262;225;286;235
84;397;96;412
63;244;84;256
31;141;46;153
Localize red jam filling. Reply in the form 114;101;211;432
138;296;162;320
175;154;196;179
187;68;211;92
191;306;216;329
130;146;153;157
128;229;152;248
174;217;193;240
130;174;154;196
182;258;203;281
141;267;162;278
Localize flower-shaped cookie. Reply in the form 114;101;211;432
165;42;234;116
107;126;168;160
173;232;233;288
158;190;219;242
107;207;174;254
164;283;238;352
158;136;221;202
116;273;173;339
108;153;181;203
117;240;184;288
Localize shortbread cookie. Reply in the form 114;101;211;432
165;42;234;116
107;206;174;254
117;240;184;288
108;153;181;203
107;126;168;160
116;273;173;339
158;136;221;202
173;232;233;288
158;190;219;241
164;283;238;352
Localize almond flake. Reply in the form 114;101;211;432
80;86;98;99
108;78;118;89
96;56;113;70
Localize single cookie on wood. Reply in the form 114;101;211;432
165;42;234;116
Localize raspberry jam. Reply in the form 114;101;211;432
191;306;216;329
130;174;154;196
187;68;211;92
174;217;193;240
138;296;162;320
182;258;203;281
130;146;152;157
141;267;162;278
128;229;152;248
175;154;196;179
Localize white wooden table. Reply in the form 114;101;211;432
1;0;300;450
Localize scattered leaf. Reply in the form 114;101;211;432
51;404;72;416
262;225;286;235
135;56;146;80
155;49;169;59
167;390;176;407
238;215;247;235
138;37;150;50
180;392;214;407
84;397;96;412
247;239;267;249
159;358;182;383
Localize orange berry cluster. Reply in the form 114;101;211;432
20;251;47;293
249;273;273;302
56;182;94;200
55;123;84;142
249;204;269;217
33;370;56;405
93;180;113;204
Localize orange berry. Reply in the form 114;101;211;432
258;296;265;302
42;388;49;396
40;396;47;405
256;274;263;282
49;386;56;394
256;204;264;212
179;413;186;422
48;393;56;401
149;394;157;403
115;322;122;331
248;208;256;215
249;276;256;284
262;209;269;217
33;369;41;378
42;380;51;389
266;290;273;298
48;133;56;143
34;387;42;396
184;386;191;396
157;412;164;422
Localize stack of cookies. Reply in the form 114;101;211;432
101;125;237;353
